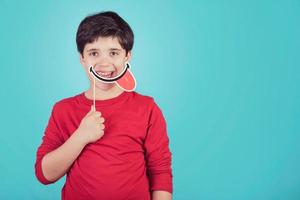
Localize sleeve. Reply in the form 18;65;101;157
144;101;173;193
34;103;64;185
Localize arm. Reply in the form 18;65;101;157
35;105;104;184
144;101;173;197
152;190;172;200
41;129;86;182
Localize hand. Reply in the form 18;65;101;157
76;105;105;145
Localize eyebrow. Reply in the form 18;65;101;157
109;48;122;51
86;48;122;52
87;48;99;52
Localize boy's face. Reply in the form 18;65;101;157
80;36;131;91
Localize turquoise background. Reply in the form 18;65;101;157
0;0;299;199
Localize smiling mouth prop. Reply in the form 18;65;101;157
89;63;136;92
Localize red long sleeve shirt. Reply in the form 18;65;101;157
35;91;173;200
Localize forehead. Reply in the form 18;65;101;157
84;36;123;51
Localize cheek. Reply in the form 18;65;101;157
116;63;127;73
114;58;126;68
84;67;93;79
82;54;98;66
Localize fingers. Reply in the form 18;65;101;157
92;112;102;119
101;123;105;130
99;117;105;123
95;118;105;127
86;106;102;117
86;106;105;124
95;122;105;131
91;112;105;125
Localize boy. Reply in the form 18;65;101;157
35;11;173;200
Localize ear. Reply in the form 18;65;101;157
79;53;86;67
125;51;132;63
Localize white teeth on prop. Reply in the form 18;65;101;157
97;71;113;77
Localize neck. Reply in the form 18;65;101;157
85;84;124;100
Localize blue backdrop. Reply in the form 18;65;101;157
0;0;299;199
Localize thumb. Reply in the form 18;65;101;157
86;105;94;116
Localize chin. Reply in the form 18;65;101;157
95;82;116;91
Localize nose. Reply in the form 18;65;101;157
88;55;114;71
92;62;115;73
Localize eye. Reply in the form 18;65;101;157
89;51;98;57
110;51;119;56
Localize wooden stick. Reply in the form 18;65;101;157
93;75;96;111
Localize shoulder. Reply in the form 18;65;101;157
130;91;157;108
51;93;80;114
130;91;164;114
131;91;154;103
131;92;168;127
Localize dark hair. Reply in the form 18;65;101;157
76;11;134;55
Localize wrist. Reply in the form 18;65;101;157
73;129;88;147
